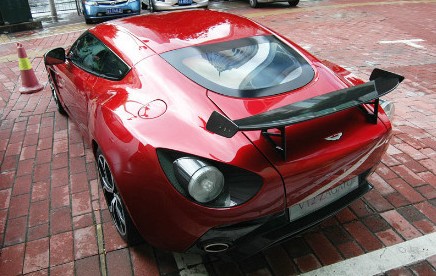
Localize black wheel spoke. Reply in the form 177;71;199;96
98;155;115;193
97;152;129;238
111;194;127;235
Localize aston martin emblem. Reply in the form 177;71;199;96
325;132;343;141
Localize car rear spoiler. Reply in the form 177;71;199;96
206;68;403;159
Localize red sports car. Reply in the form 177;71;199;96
44;10;403;259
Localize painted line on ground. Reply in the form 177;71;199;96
302;232;436;276
379;39;425;49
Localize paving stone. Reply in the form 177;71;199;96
130;244;160;276
27;223;49;242
283;237;312;258
415;201;436;224
264;245;299;276
70;172;89;194
71;190;92;216
349;199;374;218
416;184;436;200
102;222;128;252
323;224;353;245
4;216;27;246
240;253;270;274
362;214;390;233
50;231;74;266
376;229;404;247
0;243;25;275
413;219;436;235
335;207;357;223
387;178;425;204
381;210;422;240
385;266;414;276
336;241;364;259
74;226;98;260
50;206;72;235
154;249;179;275
75;255;101;276
294;254;321;273
73;213;94;230
23;238;49;274
106;248;132;276
0;170;15;189
408;261;436;276
364;190;394;213
50;262;74;276
0;188;11;209
305;231;343;265
344;221;383;252
12;174;32;196
31;181;49;202
50;185;70;209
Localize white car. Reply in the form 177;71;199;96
141;0;208;12
249;0;298;8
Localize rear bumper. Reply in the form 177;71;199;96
186;171;372;260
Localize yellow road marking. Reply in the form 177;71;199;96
245;0;436;18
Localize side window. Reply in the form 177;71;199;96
68;32;129;80
98;50;130;80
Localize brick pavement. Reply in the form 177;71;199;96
0;0;435;275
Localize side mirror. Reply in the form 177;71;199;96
44;48;66;65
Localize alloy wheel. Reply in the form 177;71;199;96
97;154;127;236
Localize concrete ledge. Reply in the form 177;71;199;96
0;21;42;33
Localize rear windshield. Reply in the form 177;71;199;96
161;35;314;98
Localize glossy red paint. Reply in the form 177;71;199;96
111;10;269;54
44;10;396;254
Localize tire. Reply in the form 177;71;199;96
96;148;142;244
141;1;147;9
47;71;67;116
149;0;155;13
288;0;299;6
249;0;259;8
85;18;93;24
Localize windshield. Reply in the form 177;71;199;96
161;35;314;98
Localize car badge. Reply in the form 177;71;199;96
325;132;343;141
111;1;116;5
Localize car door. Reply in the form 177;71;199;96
63;33;130;137
55;32;131;139
53;33;99;136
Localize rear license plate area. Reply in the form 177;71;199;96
288;177;359;222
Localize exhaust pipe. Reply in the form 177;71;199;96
203;242;230;253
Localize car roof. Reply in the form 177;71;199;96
96;10;270;54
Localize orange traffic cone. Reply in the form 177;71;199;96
17;43;44;94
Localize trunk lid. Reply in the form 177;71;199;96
207;64;392;208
